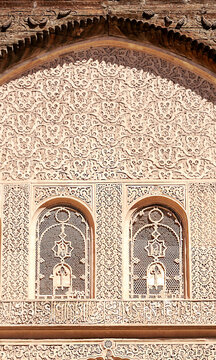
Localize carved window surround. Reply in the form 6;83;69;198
123;194;190;300
29;195;95;300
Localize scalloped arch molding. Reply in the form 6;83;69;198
0;16;216;83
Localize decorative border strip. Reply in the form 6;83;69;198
33;185;93;207
1;185;29;300
0;300;215;326
0;340;216;360
127;185;186;207
96;184;122;299
1;340;216;360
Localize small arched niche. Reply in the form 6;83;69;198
124;195;190;299
31;197;95;299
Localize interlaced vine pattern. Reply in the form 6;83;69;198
1;185;29;300
189;183;215;246
189;183;216;299
0;341;215;360
127;185;186;207
96;184;122;299
34;185;93;207
0;47;215;180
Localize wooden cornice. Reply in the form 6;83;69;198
0;15;216;76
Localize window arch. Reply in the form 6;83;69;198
35;202;93;299
127;196;189;299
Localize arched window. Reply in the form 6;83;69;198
129;204;186;299
35;205;91;299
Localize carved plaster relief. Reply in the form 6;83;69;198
0;300;215;325
127;185;186;207
192;247;216;299
33;185;93;207
1;185;29;300
0;340;215;359
189;183;216;299
189;183;215;246
0;47;215;180
96;184;122;299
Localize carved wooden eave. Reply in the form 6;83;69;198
1;14;216;76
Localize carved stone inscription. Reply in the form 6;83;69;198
0;47;215;180
1;185;29;300
0;300;215;325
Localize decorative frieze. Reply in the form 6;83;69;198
0;300;215;325
0;340;216;360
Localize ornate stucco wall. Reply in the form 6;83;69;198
0;45;215;357
1;339;216;360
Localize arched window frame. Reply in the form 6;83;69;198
123;195;190;300
29;196;95;299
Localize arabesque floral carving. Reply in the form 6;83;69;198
0;340;216;360
1;185;29;300
34;185;92;207
96;184;122;298
0;47;215;180
127;185;185;207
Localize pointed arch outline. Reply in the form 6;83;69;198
1;36;216;87
1;15;216;84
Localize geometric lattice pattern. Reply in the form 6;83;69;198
36;206;90;299
130;206;184;299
